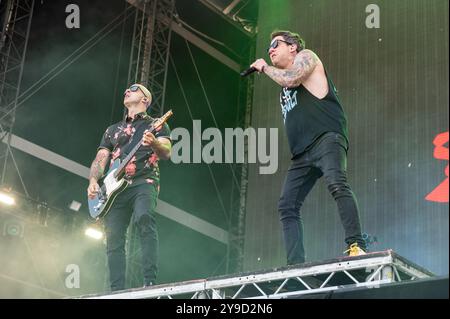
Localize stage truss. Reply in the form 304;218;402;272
79;250;434;299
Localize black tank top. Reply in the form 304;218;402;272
279;70;348;158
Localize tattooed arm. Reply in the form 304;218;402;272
89;148;110;181
151;138;172;160
143;131;172;160
87;148;110;198
259;50;319;88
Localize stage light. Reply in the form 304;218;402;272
85;227;103;240
0;192;15;205
2;219;24;237
69;200;81;212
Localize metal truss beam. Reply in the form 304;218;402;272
0;0;34;193
126;0;175;117
197;0;255;36
168;18;240;72
128;0;240;74
223;0;242;15
80;250;434;299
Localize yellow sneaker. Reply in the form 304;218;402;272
344;243;367;256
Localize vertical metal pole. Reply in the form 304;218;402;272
0;0;34;195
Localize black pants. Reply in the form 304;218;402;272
104;182;159;291
278;132;365;265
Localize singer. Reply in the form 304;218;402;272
250;30;367;265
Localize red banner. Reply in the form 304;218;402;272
426;131;449;203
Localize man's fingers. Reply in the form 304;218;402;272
143;133;155;146
87;183;100;197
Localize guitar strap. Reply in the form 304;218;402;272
120;117;156;160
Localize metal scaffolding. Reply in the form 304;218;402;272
126;0;175;117
0;0;34;194
79;250;435;299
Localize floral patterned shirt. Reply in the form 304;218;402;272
98;111;171;189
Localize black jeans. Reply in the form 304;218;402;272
278;132;365;265
104;182;159;291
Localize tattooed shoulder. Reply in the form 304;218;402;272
293;49;318;70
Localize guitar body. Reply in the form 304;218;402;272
88;159;129;220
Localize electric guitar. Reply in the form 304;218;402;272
88;110;173;220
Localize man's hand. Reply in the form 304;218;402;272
251;59;269;73
143;130;171;160
143;130;157;147
87;180;100;199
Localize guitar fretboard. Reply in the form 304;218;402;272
112;109;173;179
114;123;155;179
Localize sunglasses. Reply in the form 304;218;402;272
124;85;144;96
267;39;292;54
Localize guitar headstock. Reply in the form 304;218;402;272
152;110;173;130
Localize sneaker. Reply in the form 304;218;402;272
344;243;366;256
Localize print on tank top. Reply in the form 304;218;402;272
280;87;298;123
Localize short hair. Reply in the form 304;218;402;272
132;83;152;107
270;30;305;52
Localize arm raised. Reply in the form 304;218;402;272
264;49;319;88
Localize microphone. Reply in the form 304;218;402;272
240;67;257;77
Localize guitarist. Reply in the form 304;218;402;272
87;84;171;291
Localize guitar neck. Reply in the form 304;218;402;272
114;123;156;178
112;109;173;179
